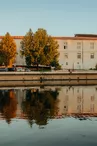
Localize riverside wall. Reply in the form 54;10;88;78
0;71;97;87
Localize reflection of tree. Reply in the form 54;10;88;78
0;90;17;124
22;89;59;127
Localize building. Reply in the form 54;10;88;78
54;34;97;70
57;86;97;116
1;34;97;69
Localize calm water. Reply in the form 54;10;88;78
0;86;97;146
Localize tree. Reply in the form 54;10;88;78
0;90;17;124
20;28;60;69
0;32;16;66
20;28;34;66
21;88;59;127
33;28;60;69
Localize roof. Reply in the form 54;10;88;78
0;35;97;40
75;34;97;37
53;36;97;40
0;36;24;39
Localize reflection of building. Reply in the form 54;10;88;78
57;86;97;117
0;86;97;122
1;34;97;69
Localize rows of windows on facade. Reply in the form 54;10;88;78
64;53;94;59
64;42;95;49
64;42;95;66
64;105;95;113
64;95;95;113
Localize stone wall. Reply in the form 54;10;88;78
0;71;97;86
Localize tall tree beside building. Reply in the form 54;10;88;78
20;28;34;66
33;28;59;68
20;28;60;69
0;33;16;66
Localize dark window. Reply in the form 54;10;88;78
77;53;81;59
90;53;94;59
64;45;67;49
64;42;68;49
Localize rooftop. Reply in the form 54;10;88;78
75;34;97;38
0;34;97;40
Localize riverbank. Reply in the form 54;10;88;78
0;70;97;86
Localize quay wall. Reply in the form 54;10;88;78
0;71;97;86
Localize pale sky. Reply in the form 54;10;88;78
0;0;97;36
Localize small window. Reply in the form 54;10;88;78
66;62;68;65
77;96;81;103
66;89;68;93
90;42;94;49
77;42;81;45
90;53;94;59
77;53;81;59
77;46;81;49
90;104;94;112
64;42;68;49
64;53;68;58
64;46;67;49
77;42;81;49
77;105;81;112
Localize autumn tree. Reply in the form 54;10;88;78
20;28;60;69
20;28;34;66
0;90;17;124
22;89;59;127
0;32;16;66
33;29;59;68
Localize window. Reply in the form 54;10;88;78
90;42;94;49
77;42;81;45
77;105;81;112
66;62;68;65
66;89;68;93
64;53;68;59
77;42;81;49
90;104;94;112
90;53;94;59
77;96;81;103
77;53;81;59
77;46;81;49
64;42;68;49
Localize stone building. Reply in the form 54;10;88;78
1;34;97;69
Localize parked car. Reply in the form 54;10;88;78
8;67;16;71
0;68;8;72
16;67;25;72
25;68;31;72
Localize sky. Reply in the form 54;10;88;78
0;0;97;36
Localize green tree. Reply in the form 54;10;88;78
21;89;59;127
0;32;16;66
20;28;34;66
20;28;60;69
33;29;59;68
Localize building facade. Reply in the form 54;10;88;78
1;34;97;69
54;34;97;70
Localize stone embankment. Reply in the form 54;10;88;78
0;70;97;87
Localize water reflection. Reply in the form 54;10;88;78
0;89;17;124
21;89;59;127
0;86;97;126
